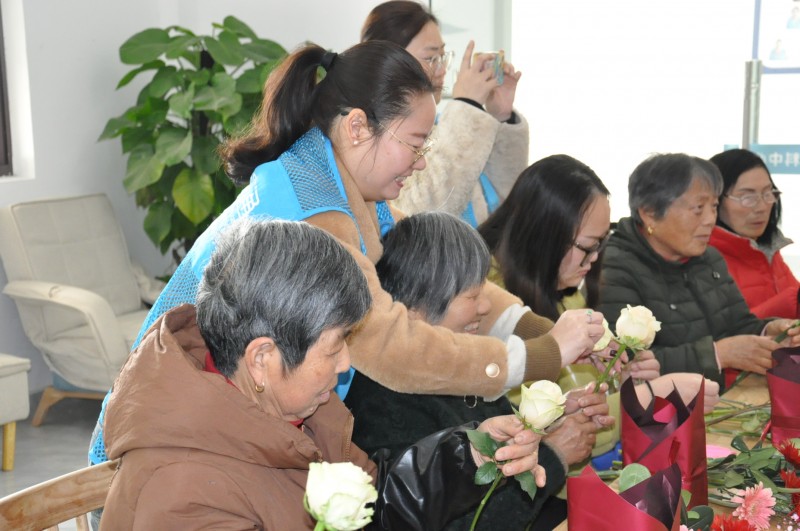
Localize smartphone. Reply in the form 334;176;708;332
474;50;505;85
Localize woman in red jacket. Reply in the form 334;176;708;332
709;148;799;319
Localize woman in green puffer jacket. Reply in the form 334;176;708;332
598;153;800;390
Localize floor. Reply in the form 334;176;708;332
1;391;102;498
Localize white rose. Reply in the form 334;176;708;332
518;380;566;430
615;304;662;350
592;318;614;352
305;461;378;531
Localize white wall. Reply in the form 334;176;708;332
5;0;799;393
511;0;800;266
0;0;383;392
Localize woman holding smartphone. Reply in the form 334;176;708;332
361;0;528;227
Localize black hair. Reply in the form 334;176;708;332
361;1;439;47
479;155;609;320
709;148;781;245
221;40;433;185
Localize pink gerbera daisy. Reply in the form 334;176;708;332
731;482;776;531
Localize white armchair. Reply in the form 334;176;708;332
0;194;163;425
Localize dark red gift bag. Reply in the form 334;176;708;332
567;463;682;531
767;347;800;447
620;378;708;508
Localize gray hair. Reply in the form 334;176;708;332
196;218;371;377
376;212;490;324
628;153;723;225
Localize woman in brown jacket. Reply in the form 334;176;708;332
101;219;545;530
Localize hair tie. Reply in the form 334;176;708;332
321;51;338;72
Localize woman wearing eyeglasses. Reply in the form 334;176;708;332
361;1;528;227
477;155;719;472
598;153;800;390
708;148;799;321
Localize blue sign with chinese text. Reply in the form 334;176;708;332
724;144;800;175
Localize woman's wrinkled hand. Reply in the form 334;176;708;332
563;381;614;429
473;415;546;486
716;335;778;374
622;349;660;381
766;318;800;346
543;411;598;465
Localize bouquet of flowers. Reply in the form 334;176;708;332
694;437;800;531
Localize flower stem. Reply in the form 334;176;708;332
313;522;325;531
704;402;769;426
469;472;503;531
594;343;627;392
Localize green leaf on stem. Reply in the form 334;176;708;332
120;28;170;64
143;202;172;245
466;429;500;458
474;462;499;486
222;15;258;40
724;470;745;488
124;144;165;192
730;435;749;452
751;468;779;491
172;168;214;224
618;463;650;492
514;472;538;500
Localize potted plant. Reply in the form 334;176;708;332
99;16;287;265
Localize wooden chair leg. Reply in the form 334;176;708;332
31;386;65;427
2;421;16;471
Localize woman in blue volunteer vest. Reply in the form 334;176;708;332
90;40;607;469
361;1;529;227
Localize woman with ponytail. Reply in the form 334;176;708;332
89;41;608;476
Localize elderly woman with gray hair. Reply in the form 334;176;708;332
346;211;612;529
597;153;800;390
100;219;546;530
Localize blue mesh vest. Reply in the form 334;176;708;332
90;128;394;465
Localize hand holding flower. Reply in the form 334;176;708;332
768;318;800;344
594;305;662;392
550;309;610;366
304;462;378;531
622;349;660;382
564;381;615;429
543;410;599;465
467;381;566;530
472;415;547;480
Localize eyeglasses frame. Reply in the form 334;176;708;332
422;50;455;73
573;233;611;267
381;124;436;164
724;189;782;209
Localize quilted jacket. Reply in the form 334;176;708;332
598;217;769;388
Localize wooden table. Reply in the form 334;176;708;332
554;374;776;530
